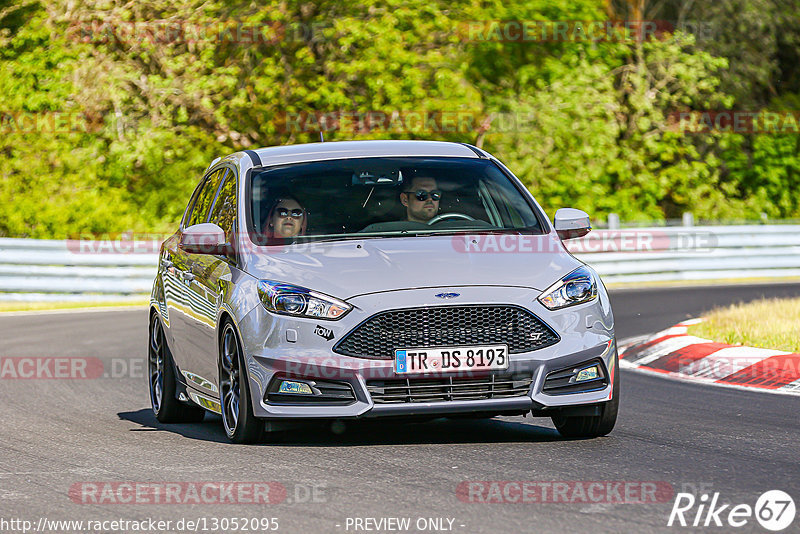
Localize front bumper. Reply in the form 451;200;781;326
245;339;615;419
238;283;616;419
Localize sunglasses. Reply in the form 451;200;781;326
275;207;304;219
405;189;442;202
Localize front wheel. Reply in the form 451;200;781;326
219;321;263;444
551;352;620;438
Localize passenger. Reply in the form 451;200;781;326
400;176;442;223
264;195;307;239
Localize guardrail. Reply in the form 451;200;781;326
1;225;799;300
0;238;157;300
570;225;800;284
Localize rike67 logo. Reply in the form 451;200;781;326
668;490;796;531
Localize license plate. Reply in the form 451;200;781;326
394;345;509;375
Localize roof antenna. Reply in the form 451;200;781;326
319;131;324;142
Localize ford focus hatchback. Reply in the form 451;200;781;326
148;140;618;443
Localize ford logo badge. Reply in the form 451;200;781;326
435;292;460;299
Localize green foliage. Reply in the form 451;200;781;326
0;0;799;237
479;26;742;220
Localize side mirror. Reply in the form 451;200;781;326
180;223;232;256
554;208;592;240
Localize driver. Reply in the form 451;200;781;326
400;176;442;223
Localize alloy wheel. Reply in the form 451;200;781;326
220;324;241;436
148;315;165;413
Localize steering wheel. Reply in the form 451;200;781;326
428;212;476;225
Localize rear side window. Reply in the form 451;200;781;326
186;169;224;227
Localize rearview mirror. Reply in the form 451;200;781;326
180;223;232;256
554;208;591;240
351;168;402;186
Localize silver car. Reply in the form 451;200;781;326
148;140;618;443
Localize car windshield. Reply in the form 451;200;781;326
248;157;545;244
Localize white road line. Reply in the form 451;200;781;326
628;335;709;366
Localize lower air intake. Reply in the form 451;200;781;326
367;374;533;404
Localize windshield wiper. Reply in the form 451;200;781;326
294;234;396;244
408;227;541;237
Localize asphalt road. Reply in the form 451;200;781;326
1;283;799;534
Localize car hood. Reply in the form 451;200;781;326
241;233;582;300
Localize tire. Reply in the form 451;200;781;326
219;321;263;444
551;351;620;438
148;312;206;424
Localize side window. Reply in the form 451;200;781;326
186;170;224;227
209;169;237;239
181;180;205;228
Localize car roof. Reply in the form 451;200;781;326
246;140;483;168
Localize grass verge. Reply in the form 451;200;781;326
605;276;800;290
687;297;800;353
0;299;149;313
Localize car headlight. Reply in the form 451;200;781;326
538;266;598;310
257;280;352;320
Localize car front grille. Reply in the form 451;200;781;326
367;374;533;404
333;305;559;360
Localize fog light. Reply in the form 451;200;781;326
278;380;313;395
575;366;600;382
